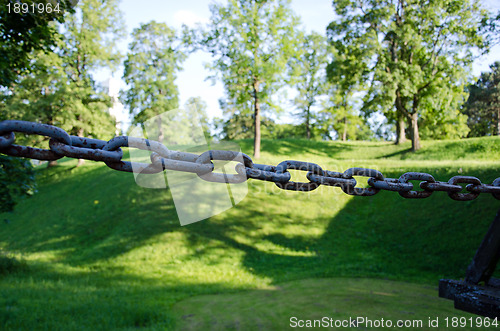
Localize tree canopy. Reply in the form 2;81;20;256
1;0;125;160
123;21;186;143
0;0;77;87
327;0;497;150
464;61;500;137
289;32;328;140
199;0;301;158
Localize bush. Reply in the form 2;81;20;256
0;155;37;213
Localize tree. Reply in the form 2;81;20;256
328;0;497;151
318;84;372;141
60;0;125;141
0;1;74;212
325;32;372;142
2;0;124;167
0;155;36;214
123;21;186;143
0;0;77;87
418;80;470;139
199;0;301;158
0;51;69;144
464;61;500;136
289;32;328;139
185;97;211;141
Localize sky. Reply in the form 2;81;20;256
98;0;500;126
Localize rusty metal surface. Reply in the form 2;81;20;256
448;176;482;201
398;172;436;199
440;209;500;318
0;132;15;148
246;163;291;183
49;139;123;163
466;210;500;285
274;160;324;192
150;152;213;175
0;120;499;201
368;177;413;192
439;279;500;318
195;150;249;183
307;172;356;190
341;167;383;196
420;180;462;193
0;120;72;145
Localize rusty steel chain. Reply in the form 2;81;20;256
1;120;499;202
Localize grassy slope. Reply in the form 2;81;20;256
0;136;499;330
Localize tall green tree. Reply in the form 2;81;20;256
318;84;372;141
0;0;77;87
0;1;76;212
327;0;498;151
0;155;36;213
289;32;328;140
199;0;300;158
464;61;500;137
325;36;371;142
185;97;211;141
60;0;125;141
123;21;186;143
2;0;125;167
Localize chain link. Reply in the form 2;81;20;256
0;120;499;201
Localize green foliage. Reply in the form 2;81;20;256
317;84;373;141
419;82;470;139
0;156;36;213
199;0;301;157
216;110;307;140
130;96;212;146
185;97;211;141
1;0;124;144
0;0;76;87
123;21;186;128
217;111;275;140
58;0;124;138
289;32;328;139
1;53;115;147
463;61;500;137
328;0;498;150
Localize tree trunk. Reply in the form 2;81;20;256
342;117;347;141
395;111;407;144
409;113;421;151
253;80;261;159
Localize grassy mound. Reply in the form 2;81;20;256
0;137;498;329
173;278;473;330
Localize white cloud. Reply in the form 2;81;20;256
173;10;209;27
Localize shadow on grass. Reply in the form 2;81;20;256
3;161;499;282
379;148;413;159
184;168;500;285
1;163;181;265
6;162;499;282
0;261;239;330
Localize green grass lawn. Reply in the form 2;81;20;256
0;137;499;330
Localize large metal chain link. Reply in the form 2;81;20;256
1;120;499;202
